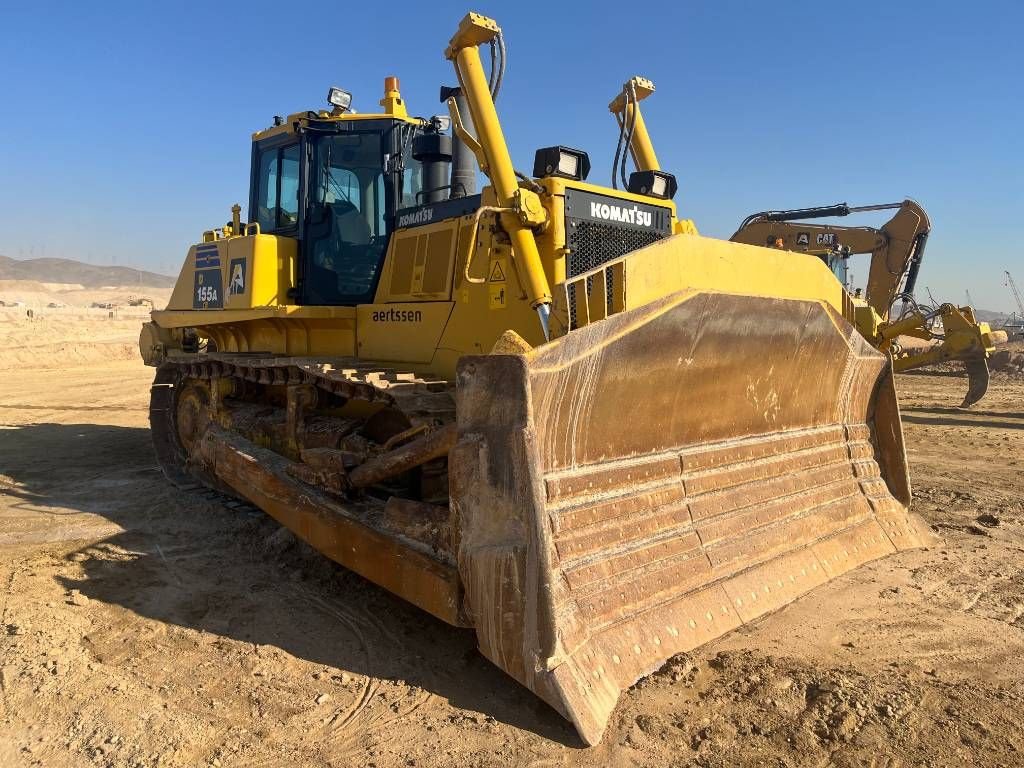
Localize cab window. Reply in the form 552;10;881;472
305;133;387;304
255;144;300;231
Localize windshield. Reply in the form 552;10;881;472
306;133;387;304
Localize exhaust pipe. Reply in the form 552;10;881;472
440;85;476;198
412;132;453;204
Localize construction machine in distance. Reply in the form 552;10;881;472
139;12;934;745
731;201;1007;408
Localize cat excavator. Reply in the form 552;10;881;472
139;12;933;744
731;201;1006;407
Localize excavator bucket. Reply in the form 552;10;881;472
451;288;935;745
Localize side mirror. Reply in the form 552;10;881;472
309;203;330;227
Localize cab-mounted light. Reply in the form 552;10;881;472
327;87;353;112
532;146;591;181
627;170;677;200
429;114;452;133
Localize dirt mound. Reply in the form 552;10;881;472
616;648;1022;767
0;280;170;311
989;348;1024;374
0;310;146;368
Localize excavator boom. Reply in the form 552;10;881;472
731;201;1002;407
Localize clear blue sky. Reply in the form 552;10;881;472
1;0;1021;311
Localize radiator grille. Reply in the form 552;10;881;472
562;188;672;329
567;220;666;279
566;221;666;328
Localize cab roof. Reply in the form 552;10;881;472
252;78;423;141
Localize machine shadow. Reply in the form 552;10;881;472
900;413;1024;430
0;421;581;746
902;406;1024;420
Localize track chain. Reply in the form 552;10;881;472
162;353;454;419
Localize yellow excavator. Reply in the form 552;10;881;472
139;12;933;744
730;201;1006;407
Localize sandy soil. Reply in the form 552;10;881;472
0;324;1022;767
0;280;171;312
0;281;171;369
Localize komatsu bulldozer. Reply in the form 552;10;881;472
730;201;1007;407
139;12;934;744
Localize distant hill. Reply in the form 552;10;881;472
0;254;174;288
974;309;1016;325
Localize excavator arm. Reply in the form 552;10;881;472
731;200;1002;407
731;200;929;320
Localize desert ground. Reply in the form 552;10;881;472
1;301;1022;768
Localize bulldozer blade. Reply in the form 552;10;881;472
960;357;990;409
451;288;935;745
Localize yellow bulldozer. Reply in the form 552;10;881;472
730;201;1006;407
139;12;934;744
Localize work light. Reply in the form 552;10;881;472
627;170;677;200
532;146;591;181
327;87;353;112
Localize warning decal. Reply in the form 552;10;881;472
488;260;506;282
488;256;507;309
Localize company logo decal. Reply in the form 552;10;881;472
229;258;246;295
589;201;653;227
397;208;434;228
371;308;423;322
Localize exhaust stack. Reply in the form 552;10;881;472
413;132;453;204
440;85;477;198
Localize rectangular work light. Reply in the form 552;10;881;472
532;146;591;181
327;87;353;112
627;170;677;200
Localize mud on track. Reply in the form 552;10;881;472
1;358;1023;767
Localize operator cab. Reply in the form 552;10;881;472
248;81;437;306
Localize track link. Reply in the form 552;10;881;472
150;354;455;491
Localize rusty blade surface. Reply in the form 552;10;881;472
451;289;934;745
